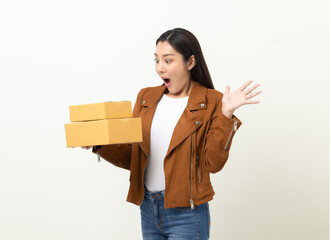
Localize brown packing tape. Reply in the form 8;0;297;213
64;118;142;148
69;101;132;122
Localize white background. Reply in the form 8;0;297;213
0;0;328;239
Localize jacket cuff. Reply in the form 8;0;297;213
219;112;242;129
92;145;102;154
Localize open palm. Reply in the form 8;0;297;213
222;80;262;118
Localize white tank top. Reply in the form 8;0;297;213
143;94;189;191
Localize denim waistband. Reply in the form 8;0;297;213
144;185;165;199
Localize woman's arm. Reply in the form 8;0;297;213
203;80;261;173
202;95;242;173
92;144;132;170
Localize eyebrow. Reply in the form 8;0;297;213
154;53;175;57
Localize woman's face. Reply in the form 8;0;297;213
154;41;195;98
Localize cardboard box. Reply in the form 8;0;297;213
65;118;142;147
69;101;132;122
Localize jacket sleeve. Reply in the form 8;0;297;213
203;93;242;173
91;89;143;170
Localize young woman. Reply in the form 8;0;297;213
83;28;261;240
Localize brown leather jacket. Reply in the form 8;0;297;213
94;81;242;209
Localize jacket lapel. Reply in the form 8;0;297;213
139;81;208;158
166;81;208;156
139;85;167;156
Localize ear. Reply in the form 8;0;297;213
187;55;196;70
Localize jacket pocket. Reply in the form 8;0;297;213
196;154;202;184
192;129;202;184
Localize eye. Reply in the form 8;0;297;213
165;59;172;63
154;59;159;63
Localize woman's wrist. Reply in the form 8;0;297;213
222;109;233;119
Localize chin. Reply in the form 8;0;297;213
167;88;176;94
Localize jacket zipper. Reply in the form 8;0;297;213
189;110;197;209
224;120;238;151
139;143;148;188
190;134;194;209
139;143;148;164
139;143;148;157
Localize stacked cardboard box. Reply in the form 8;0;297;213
65;101;142;147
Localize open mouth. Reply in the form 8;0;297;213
162;77;171;87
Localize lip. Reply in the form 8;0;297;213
161;77;171;87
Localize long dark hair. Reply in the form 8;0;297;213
156;28;215;89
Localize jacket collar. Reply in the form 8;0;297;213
140;81;208;109
187;81;208;110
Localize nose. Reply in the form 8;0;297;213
156;61;165;74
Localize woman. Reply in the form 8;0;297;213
84;28;261;240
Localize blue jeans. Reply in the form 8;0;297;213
140;186;211;240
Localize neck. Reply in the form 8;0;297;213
166;79;193;98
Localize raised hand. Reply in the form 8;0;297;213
221;80;262;118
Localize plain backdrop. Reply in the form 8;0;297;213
0;0;329;239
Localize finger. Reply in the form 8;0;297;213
246;100;260;104
244;83;260;95
239;80;253;91
246;90;262;99
225;85;230;94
